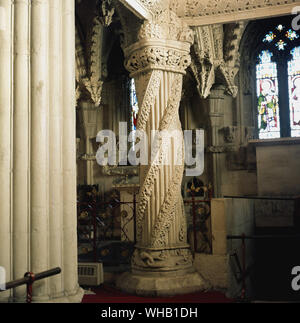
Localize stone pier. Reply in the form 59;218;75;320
0;0;83;303
116;10;207;296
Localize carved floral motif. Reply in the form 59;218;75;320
125;46;192;76
138;10;194;44
171;0;297;18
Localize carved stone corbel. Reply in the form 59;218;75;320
222;126;238;144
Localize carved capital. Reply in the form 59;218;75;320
125;42;192;76
124;10;193;77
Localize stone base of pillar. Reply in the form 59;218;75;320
1;286;84;303
42;286;85;303
116;270;208;297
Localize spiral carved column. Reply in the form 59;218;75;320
116;11;207;296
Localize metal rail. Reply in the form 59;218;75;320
224;195;300;201
1;267;62;303
78;193;137;262
228;234;300;240
184;192;212;256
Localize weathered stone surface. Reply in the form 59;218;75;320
116;270;208;296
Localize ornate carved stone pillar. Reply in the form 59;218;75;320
116;10;206;296
207;85;226;198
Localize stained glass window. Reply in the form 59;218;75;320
256;20;300;139
288;46;300;137
130;78;139;132
256;51;281;139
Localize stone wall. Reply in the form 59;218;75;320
253;139;300;197
194;198;255;298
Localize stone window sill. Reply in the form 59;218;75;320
249;137;300;147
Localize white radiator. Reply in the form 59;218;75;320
78;263;104;287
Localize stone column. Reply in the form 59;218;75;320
79;103;99;185
0;0;83;303
30;0;50;301
0;0;12;302
207;85;226;198
61;0;82;299
13;0;30;301
116;11;206;296
49;0;63;299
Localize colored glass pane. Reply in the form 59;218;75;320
263;31;276;43
256;51;281;139
288;47;300;137
286;29;299;41
130;78;139;132
276;25;285;32
275;39;287;50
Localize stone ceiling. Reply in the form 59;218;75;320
121;0;300;26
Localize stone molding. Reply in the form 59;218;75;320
170;0;298;26
125;40;192;76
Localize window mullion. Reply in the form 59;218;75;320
277;59;291;138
